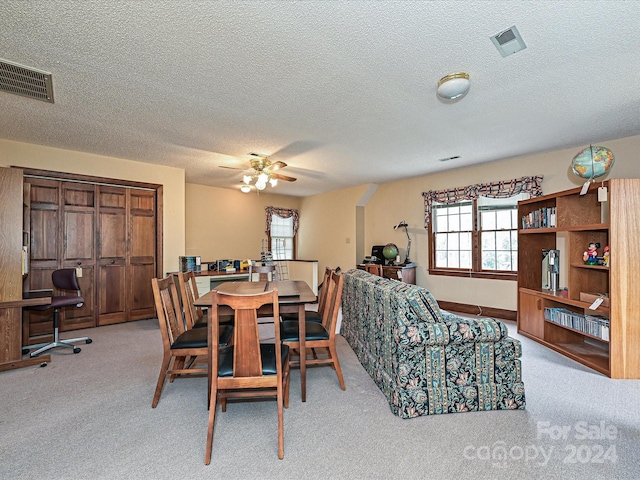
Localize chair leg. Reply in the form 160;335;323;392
171;357;186;382
152;354;172;408
277;375;285;460
329;344;346;390
205;383;218;464
283;358;290;409
29;309;92;357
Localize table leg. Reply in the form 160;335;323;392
298;303;306;402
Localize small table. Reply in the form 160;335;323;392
195;280;316;402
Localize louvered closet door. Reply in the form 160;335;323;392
97;186;127;325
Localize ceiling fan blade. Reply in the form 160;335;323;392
271;173;297;182
219;165;245;171
264;161;287;173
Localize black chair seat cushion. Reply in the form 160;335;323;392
280;320;329;342
217;344;289;377
28;295;84;311
171;327;208;349
280;311;322;323
170;325;234;349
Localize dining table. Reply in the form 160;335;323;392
194;279;317;402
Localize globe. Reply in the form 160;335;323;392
570;146;615;179
382;243;399;261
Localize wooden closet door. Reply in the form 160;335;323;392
97;186;127;325
128;189;156;320
24;178;60;343
60;182;95;330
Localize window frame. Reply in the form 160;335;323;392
428;198;518;281
267;213;297;260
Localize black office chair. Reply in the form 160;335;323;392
27;268;92;357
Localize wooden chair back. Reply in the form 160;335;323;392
249;264;277;282
211;289;281;379
152;275;187;347
365;264;383;276
176;270;203;329
322;270;345;334
316;267;332;317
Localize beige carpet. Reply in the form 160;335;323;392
1;318;639;480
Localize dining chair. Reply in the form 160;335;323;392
205;289;290;463
281;266;332;324
151;275;232;408
280;270;346;395
248;264;277;281
365;263;384;276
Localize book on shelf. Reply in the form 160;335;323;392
521;207;556;229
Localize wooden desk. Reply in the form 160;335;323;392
0;295;52;372
195;280;316;402
357;263;416;284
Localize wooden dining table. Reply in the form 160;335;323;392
194;280;317;402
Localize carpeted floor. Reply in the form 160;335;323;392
1;317;639;480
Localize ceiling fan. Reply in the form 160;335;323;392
220;152;297;193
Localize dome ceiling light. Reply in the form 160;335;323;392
437;72;470;100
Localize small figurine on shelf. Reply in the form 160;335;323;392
602;245;610;267
583;242;600;265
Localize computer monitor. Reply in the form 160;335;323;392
371;245;385;265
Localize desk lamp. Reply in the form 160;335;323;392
393;220;412;265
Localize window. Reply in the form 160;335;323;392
429;193;528;279
265;206;299;260
269;214;294;260
422;175;543;280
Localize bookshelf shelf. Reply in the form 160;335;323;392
517;179;640;379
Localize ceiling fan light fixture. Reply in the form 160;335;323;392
255;180;267;191
269;177;278;187
240;185;251;193
243;175;252;184
437;72;470;100
258;172;269;183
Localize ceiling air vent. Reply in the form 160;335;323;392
0;58;54;103
490;25;527;58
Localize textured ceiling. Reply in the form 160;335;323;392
1;1;640;196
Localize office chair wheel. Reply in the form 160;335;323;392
86;339;93;344
40;362;47;367
73;347;81;354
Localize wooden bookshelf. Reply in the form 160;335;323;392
517;179;640;378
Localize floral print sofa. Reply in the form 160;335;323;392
341;269;525;418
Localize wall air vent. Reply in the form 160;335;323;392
490;25;527;58
0;58;54;103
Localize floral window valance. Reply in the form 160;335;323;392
421;175;543;227
265;206;300;235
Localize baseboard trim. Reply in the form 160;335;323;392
437;300;516;322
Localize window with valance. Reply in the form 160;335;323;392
265;207;299;260
421;176;543;279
